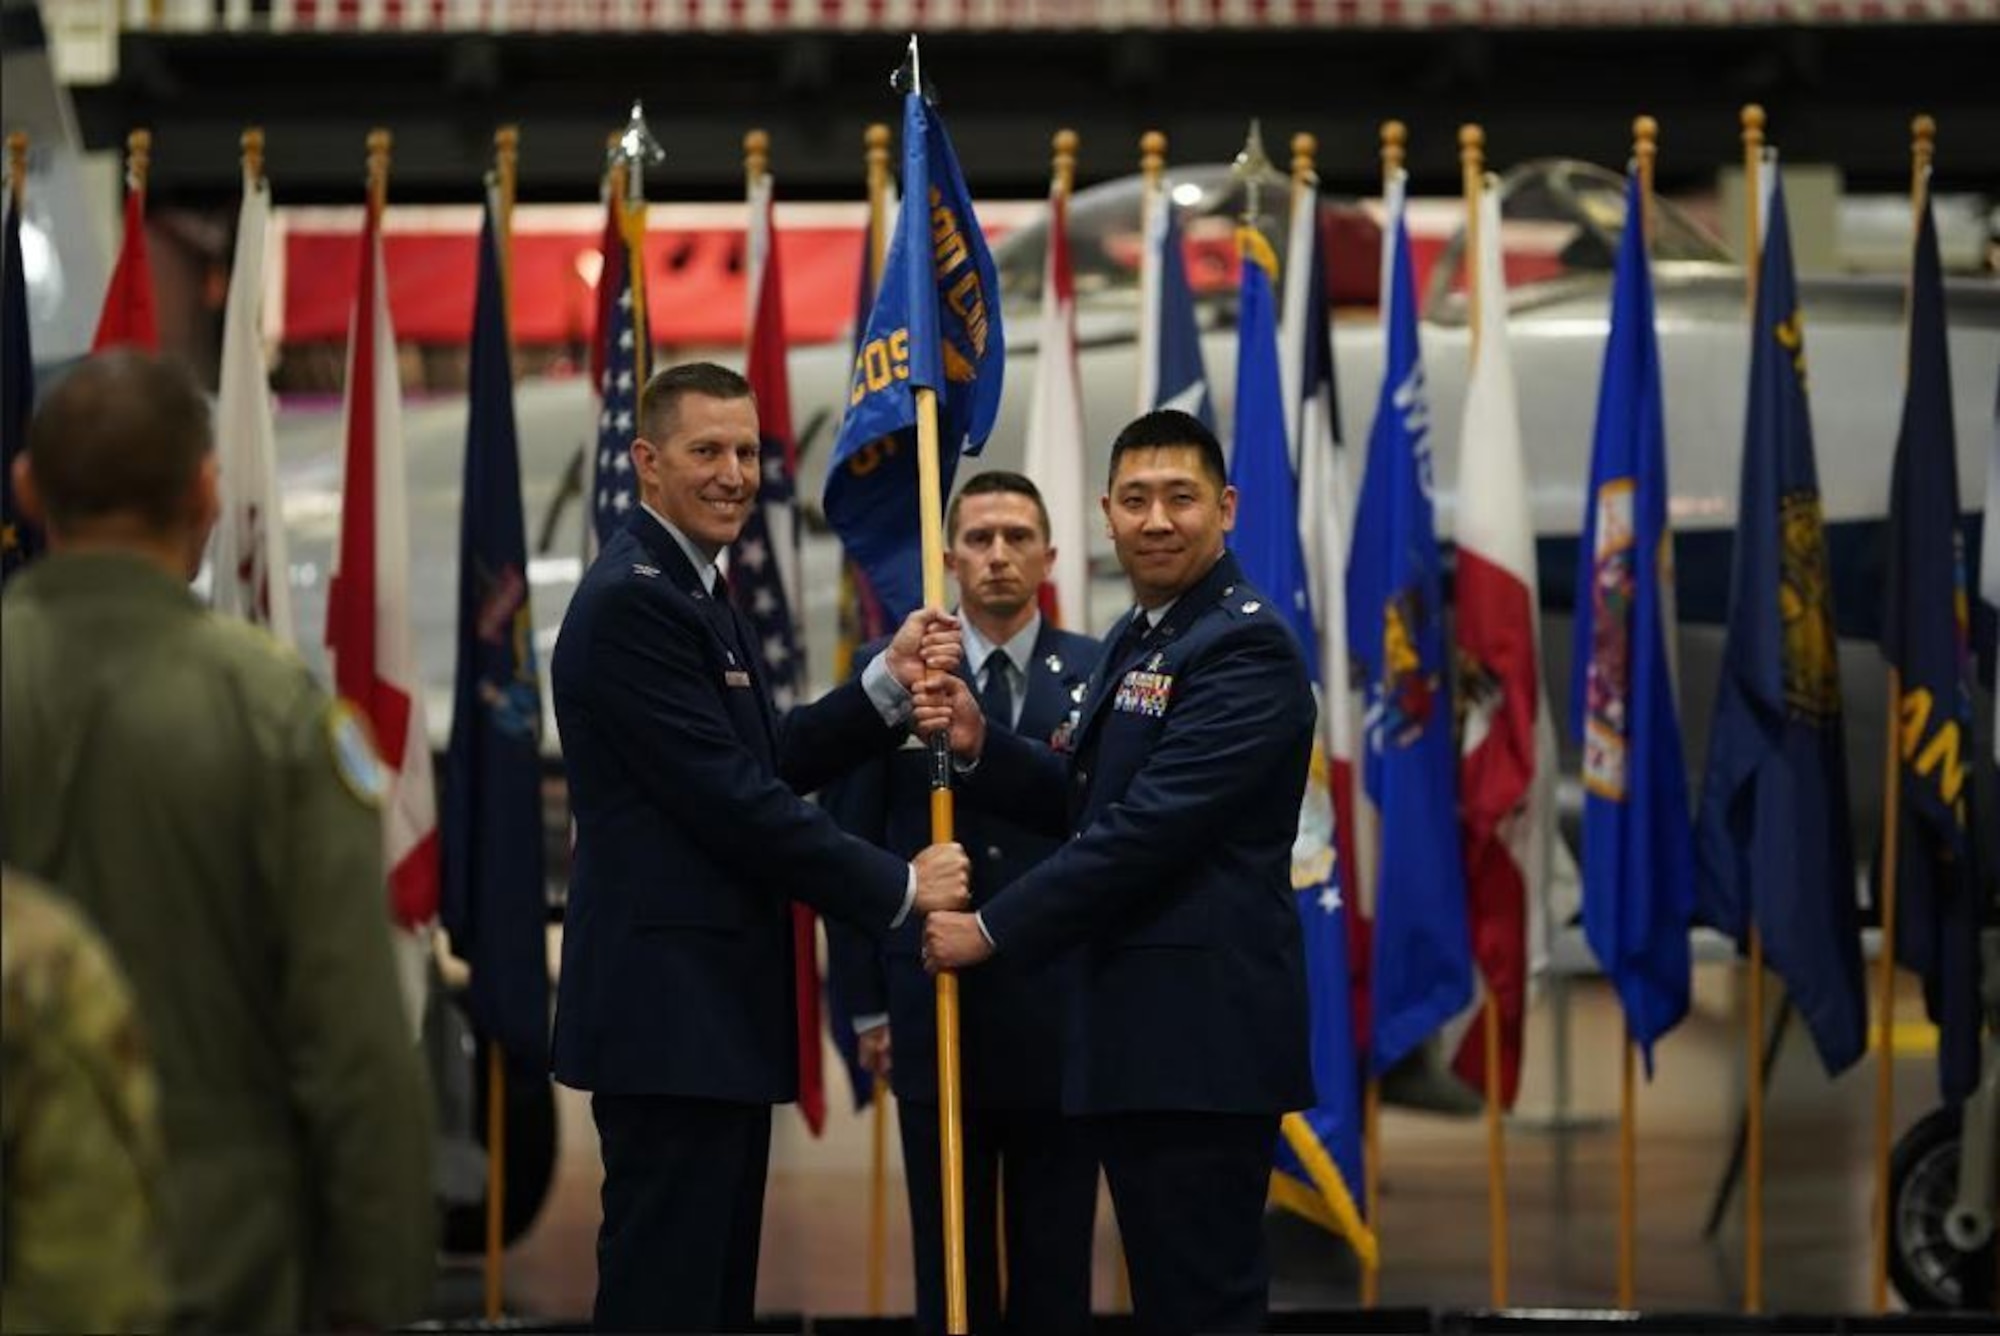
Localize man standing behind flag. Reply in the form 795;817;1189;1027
1572;172;1696;1067
827;470;1100;1336
1452;176;1557;1108
442;181;548;1081
1230;209;1370;1261
212;130;293;640
1347;169;1473;1076
1882;183;1984;1105
1694;167;1865;1078
826;82;1004;622
550;360;973;1333
925;409;1317;1334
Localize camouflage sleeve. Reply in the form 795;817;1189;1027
263;696;436;1326
0;874;170;1334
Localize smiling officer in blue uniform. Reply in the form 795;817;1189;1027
826;470;1100;1334
922;409;1316;1335
550;362;972;1333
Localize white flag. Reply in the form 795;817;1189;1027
212;174;294;642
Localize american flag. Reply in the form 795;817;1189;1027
730;452;802;711
733;169;805;714
591;200;643;545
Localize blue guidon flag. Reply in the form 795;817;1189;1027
825;88;1004;621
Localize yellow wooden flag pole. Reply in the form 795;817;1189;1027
478;122;521;1328
1871;109;1933;1317
1457;120;1513;1313
1738;101;1769;1320
1619;112;1659;1314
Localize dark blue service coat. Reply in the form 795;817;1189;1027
550;511;909;1103
968;551;1318;1118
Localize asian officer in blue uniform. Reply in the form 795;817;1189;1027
826;471;1100;1334
922;409;1317;1334
550;362;972;1333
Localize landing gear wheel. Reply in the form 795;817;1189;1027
1889;1105;1996;1311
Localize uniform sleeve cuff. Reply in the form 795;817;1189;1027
888;867;916;930
862;651;914;727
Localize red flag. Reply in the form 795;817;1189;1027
1448;189;1555;1108
743;166;824;1133
92;187;158;352
325;196;440;929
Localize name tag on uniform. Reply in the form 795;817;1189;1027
723;669;753;688
1113;670;1172;718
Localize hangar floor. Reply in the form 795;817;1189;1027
457;963;1961;1322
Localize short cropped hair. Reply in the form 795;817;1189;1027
947;470;1051;542
637;362;755;443
26;351;212;532
1107;409;1227;493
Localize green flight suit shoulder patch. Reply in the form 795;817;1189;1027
326;701;389;809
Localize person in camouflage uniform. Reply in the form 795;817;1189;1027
1;352;435;1331
1;865;170;1334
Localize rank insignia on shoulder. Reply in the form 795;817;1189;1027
631;563;660;578
326;701;389;808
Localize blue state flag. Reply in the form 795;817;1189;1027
1882;184;1983;1104
1228;227;1366;1238
2;187;37;583
825;92;1004;621
442;194;549;1076
1571;173;1695;1069
1694;173;1864;1076
1145;186;1214;428
1344;181;1472;1075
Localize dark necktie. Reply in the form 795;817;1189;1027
1111;611;1154;667
710;571;755;673
980;656;1016;733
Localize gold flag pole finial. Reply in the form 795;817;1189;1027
1741;106;1769;1322
240;127;265;187
1380;120;1407;179
1633;115;1658;251
744;128;770;190
1052;128;1078;198
366;128;392;218
126;129;153;194
1911;113;1936;218
1139;129;1166;192
6;132;27;210
1290;131;1318;188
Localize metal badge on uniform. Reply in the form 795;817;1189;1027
1044;653;1064;675
1113;667;1173;718
724;669;753;688
325;700;389;808
1241;599;1262;614
631;563;659;578
1049;707;1081;753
